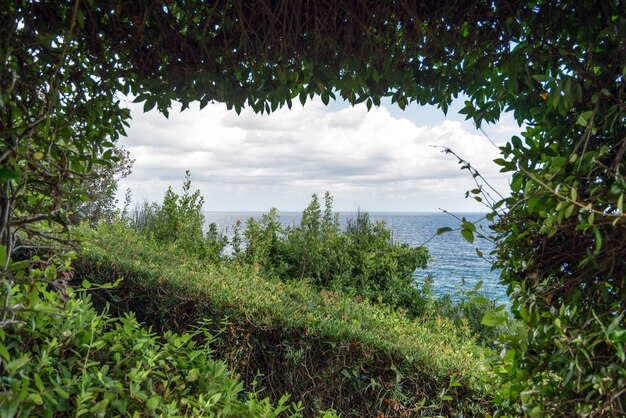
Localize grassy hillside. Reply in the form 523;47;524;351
75;223;493;416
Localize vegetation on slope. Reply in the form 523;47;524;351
0;255;311;417
70;177;504;416
127;175;508;344
77;221;492;416
2;173;501;417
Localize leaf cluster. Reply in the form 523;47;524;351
456;2;626;415
0;255;306;417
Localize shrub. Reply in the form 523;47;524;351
127;171;227;262
423;279;515;346
241;192;430;316
0;256;306;417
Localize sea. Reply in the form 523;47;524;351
204;212;509;305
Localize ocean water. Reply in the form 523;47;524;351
204;211;508;305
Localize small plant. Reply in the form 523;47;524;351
423;279;515;346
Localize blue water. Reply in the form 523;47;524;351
204;212;508;305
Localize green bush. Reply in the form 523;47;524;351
0;259;307;417
240;193;508;340
422;279;516;346
128;171;227;262
241;193;430;316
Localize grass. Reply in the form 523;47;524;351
75;223;493;416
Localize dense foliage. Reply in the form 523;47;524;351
2;1;625;416
0;255;308;417
76;222;491;417
236;192;430;316
129;178;502;332
130;171;227;262
470;6;626;416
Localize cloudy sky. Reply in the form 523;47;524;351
116;96;520;213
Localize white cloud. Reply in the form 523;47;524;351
116;98;511;212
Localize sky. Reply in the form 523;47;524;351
116;96;521;213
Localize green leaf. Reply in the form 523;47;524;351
461;21;470;37
81;279;92;289
112;397;128;414
462;221;476;232
519;305;531;323
146;396;160;410
436;227;452;235
472;296;489;305
28;393;44;406
34;373;44;392
0;244;7;268
593;227;602;253
576;111;594;127
0;168;20;180
461;228;474;243
0;343;10;362
207;392;222;406
186;368;199;382
7;356;29;372
143;97;157;112
532;74;553;82
321;91;329;105
90;399;110;414
54;386;70;400
482;312;505;327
